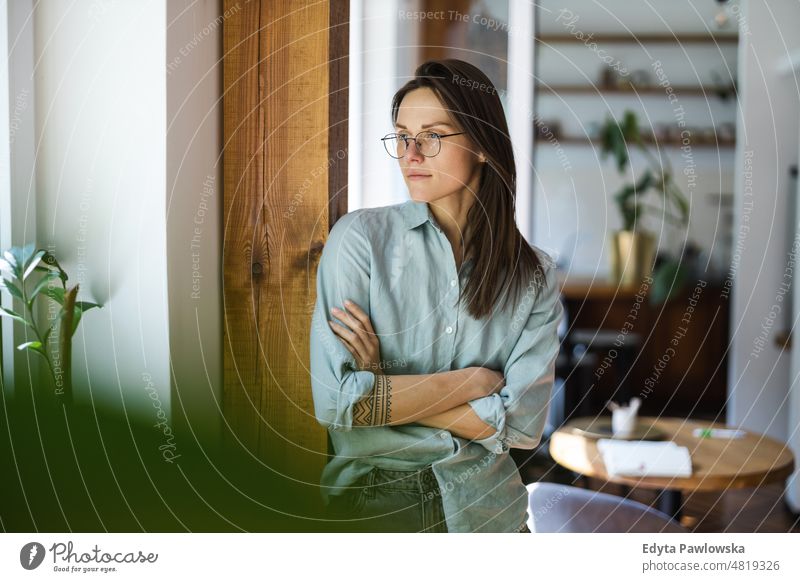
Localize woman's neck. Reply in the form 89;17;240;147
428;166;481;246
429;194;474;271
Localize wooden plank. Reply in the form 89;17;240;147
222;0;263;454
223;0;347;485
329;0;349;226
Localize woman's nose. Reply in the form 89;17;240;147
404;139;424;162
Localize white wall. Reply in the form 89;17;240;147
33;0;170;419
166;0;224;445
731;0;800;467
0;0;39;397
28;0;224;442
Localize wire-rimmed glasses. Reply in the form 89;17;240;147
381;130;466;159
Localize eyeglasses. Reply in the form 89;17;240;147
381;130;466;159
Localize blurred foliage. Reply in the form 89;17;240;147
595;110;693;304
0;244;101;402
0;397;327;531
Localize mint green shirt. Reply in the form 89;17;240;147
309;198;564;532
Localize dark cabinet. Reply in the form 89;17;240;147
558;274;729;420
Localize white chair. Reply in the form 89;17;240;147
526;481;688;533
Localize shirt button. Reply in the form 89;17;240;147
445;326;453;334
450;279;457;287
438;432;448;439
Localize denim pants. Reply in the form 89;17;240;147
326;465;531;533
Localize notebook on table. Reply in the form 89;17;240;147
597;439;693;477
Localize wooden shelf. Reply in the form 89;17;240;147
536;33;738;44
536;136;736;149
538;85;736;97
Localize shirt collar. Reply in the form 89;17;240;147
401;198;476;271
402;199;437;230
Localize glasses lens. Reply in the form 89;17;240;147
382;132;442;158
383;135;404;158
417;132;440;157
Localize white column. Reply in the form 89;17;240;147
0;0;38;397
166;0;225;445
506;0;535;240
352;0;402;211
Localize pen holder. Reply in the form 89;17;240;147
612;408;637;437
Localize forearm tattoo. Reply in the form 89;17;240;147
353;374;393;426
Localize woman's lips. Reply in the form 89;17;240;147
407;174;431;180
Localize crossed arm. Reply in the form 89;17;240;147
324;294;500;440
352;371;498;440
311;212;562;451
413;402;496;440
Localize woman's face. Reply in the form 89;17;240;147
393;87;484;204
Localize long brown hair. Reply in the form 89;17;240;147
391;59;546;320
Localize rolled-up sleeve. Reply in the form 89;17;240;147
467;257;564;453
309;211;377;431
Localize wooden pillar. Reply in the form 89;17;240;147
222;0;348;489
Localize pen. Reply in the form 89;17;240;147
693;428;746;439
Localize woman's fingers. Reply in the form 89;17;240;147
341;300;376;335
331;304;366;337
328;300;381;373
329;320;365;365
338;300;378;352
330;303;371;351
329;317;360;347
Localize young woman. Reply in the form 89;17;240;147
310;59;563;533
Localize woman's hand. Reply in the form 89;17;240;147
460;367;506;399
328;299;384;375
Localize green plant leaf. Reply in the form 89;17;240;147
0;278;24;301
635;169;654;193
668;182;690;222
59;297;100;337
70;306;83;336
605;117;628;172
621;109;639;140
614;183;638;230
43;324;54;346
23;249;46;280
612;129;629;173
34;251;68;286
17;340;49;361
650;260;689;305
18;340;42;351
0;305;31;327
43;286;65;305
597;114;630;173
28;271;61;304
7;244;35;278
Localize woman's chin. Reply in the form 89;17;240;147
407;187;436;202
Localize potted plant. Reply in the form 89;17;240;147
595;109;691;303
0;244;101;404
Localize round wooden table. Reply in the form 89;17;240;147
549;416;795;520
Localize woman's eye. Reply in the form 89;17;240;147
428;132;441;139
